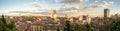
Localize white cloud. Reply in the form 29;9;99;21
58;5;92;12
7;1;51;16
35;0;39;1
56;0;115;16
109;1;114;5
95;1;98;3
92;1;114;8
31;2;42;8
59;0;115;12
24;1;49;9
8;7;50;16
54;0;58;3
30;2;48;8
61;0;88;4
5;0;116;17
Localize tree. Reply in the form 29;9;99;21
63;18;75;31
63;20;71;31
74;24;82;31
1;14;6;31
6;21;17;31
0;14;17;31
108;18;120;31
85;24;94;31
0;19;4;31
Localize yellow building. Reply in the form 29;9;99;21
51;9;60;22
51;9;57;18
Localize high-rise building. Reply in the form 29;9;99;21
104;8;110;18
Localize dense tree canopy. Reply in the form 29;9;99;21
108;18;120;31
0;15;17;31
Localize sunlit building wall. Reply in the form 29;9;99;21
51;9;57;18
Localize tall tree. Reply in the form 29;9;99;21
1;14;6;31
0;14;17;31
0;18;4;31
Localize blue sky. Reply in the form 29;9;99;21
0;0;120;17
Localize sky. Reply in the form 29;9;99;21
0;0;120;17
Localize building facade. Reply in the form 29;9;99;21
104;8;110;18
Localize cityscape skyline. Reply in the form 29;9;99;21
0;0;120;17
0;0;120;31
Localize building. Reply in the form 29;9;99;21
51;9;57;19
83;15;91;24
104;8;110;18
31;21;43;31
77;15;91;25
51;9;60;22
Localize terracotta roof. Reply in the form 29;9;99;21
31;21;43;25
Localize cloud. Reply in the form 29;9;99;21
60;0;88;4
54;0;58;3
91;1;115;8
6;0;115;16
95;1;98;3
8;8;52;16
9;11;31;13
24;1;48;9
59;6;81;11
31;2;42;8
58;0;115;13
58;5;92;12
35;0;39;1
24;2;41;8
9;1;51;16
109;1;114;5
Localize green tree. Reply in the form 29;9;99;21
0;18;4;31
63;18;75;31
85;24;94;31
1;14;6;31
74;24;82;31
63;21;71;31
0;14;17;31
108;18;120;31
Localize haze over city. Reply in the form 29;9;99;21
0;0;120;17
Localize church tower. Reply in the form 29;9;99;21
51;9;57;19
